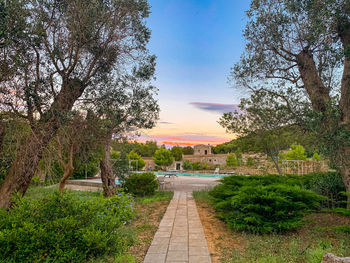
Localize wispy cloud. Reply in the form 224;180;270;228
190;102;240;114
134;133;231;147
158;121;175;125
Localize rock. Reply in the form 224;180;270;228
322;253;350;263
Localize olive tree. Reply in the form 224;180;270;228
0;0;154;208
87;56;159;196
231;0;350;206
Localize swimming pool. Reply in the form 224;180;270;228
91;179;120;184
154;172;229;178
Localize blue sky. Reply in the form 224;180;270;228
138;0;251;146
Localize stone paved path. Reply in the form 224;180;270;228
143;191;211;263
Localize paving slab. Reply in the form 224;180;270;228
143;190;211;263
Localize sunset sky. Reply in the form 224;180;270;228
136;0;250;146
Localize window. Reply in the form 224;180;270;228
205;150;208;155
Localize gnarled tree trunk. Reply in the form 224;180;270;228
0;125;56;208
58;143;75;193
0;79;85;209
337;146;350;209
100;135;116;197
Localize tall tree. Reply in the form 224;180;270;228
153;148;174;170
232;0;350;206
89;57;159;197
220;90;302;174
0;0;153;208
171;146;183;161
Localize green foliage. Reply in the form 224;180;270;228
304;172;346;209
123;172;158;197
182;160;192;170
127;150;145;171
30;175;41;186
285;144;307;160
192;162;201;170
110;150;120;160
71;151;102;179
226;153;238;167
153;148;173;169
0;117;31;181
112;140;159;157
181;160;207;170
171;146;183;161
312;152;321;161
0;191;135;262
182;146;194;155
246;157;255;166
136;191;173;205
210;175;324;234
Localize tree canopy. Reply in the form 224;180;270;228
0;0;158;208
153;148;173;169
229;0;350;188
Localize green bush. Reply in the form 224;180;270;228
192;162;201;170
226;153;238;167
0;191;135;263
246;157;255;166
127;150;146;171
123;172;159;196
210;175;324;234
182;160;192;170
285;143;307;160
303;172;346;208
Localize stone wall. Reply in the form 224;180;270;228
193;144;212;155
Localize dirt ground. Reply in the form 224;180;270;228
195;200;246;263
195;199;350;263
128;199;171;263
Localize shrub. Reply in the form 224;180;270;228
123;172;159;196
127;150;145;171
0;191;135;263
226;153;238;167
182;160;192;170
192;162;201;170
303;172;346;208
285;144;307;160
210;175;324;234
312;152;321;161
201;162;208;170
246;157;255;166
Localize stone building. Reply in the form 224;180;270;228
193;144;211;155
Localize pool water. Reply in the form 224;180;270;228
154;172;228;178
93;179;120;184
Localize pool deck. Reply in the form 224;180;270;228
63;175;221;192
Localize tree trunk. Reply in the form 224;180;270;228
100;136;116;197
338;18;350;126
58;144;75;193
0;79;85;209
271;156;282;175
338;146;350;210
296;49;330;113
0;125;56;208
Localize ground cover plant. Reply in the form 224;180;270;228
209;174;327;233
194;190;350;263
0;187;173;263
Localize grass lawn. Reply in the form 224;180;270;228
193;190;350;263
24;186;173;263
